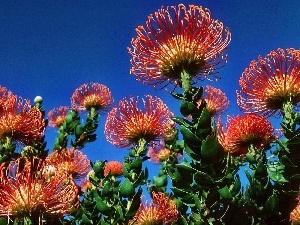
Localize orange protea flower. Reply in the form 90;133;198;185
148;143;171;164
131;192;179;225
0;96;45;145
198;85;229;116
45;148;91;184
291;197;300;223
71;82;113;112
0;86;13;114
105;95;174;148
217;114;275;156
47;106;69;128
237;48;300;117
103;161;123;177
128;4;231;87
0;158;78;219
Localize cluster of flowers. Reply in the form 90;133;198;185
1;3;300;225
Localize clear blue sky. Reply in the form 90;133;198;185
0;0;300;166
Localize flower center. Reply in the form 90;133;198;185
158;35;206;79
264;73;300;110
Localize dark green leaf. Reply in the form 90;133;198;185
120;178;135;197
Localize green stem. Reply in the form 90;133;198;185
180;69;192;95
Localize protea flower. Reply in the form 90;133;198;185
45;148;91;185
131;192;179;225
103;161;123;177
198;85;229;116
290;197;300;223
0;95;45;145
128;4;231;88
104;95;173;148
237;48;300;117
71;82;113;112
217;114;275;156
47;106;69;128
0;158;78;221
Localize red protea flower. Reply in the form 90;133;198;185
0;158;78;220
128;4;231;87
47;106;69;128
198;85;229;116
217;114;275;156
71;82;113;112
105;95;174;148
103;161;123;177
0;95;45;145
45;148;91;184
147;143;171;164
290;197;300;223
0;86;13;114
131;192;179;225
237;48;300;117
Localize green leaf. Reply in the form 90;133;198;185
120;178;135;197
95;196;111;214
176;161;196;172
153;175;168;187
81;213;93;224
170;91;184;100
245;153;256;164
180;126;201;147
264;194;279;212
125;188;142;218
172;116;194;128
180;100;197;117
201;135;221;161
196;107;211;129
0;218;7;225
194;171;214;187
219;186;232;199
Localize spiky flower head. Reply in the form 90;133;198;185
103;161;123;177
0;95;45;145
237;48;300;117
290;196;300;223
45;148;91;185
147;141;174;164
131;192;179;225
0;158;78;219
217;114;275;156
198;85;229;116
128;4;231;88
105;95;174;148
47;106;69;128
71;82;113;112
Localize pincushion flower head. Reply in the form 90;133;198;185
103;160;123;177
71;82;113;112
198;85;229;116
237;48;300;117
47;106;69;128
290;196;300;223
218;114;275;156
128;4;231;88
0;157;78;220
0;95;45;145
45;148;91;185
105;95;174;148
131;192;179;225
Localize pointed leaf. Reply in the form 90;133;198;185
120;178;135;197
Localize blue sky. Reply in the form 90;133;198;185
0;0;300;167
